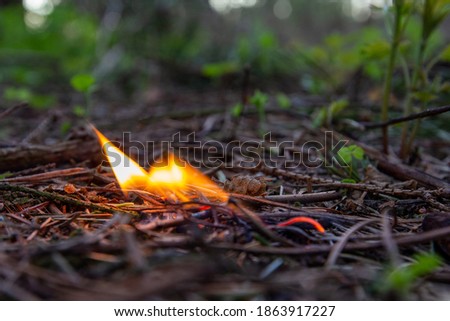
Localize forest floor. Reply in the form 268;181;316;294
0;87;449;300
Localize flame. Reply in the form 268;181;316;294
93;127;228;204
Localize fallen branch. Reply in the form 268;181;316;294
0;183;136;214
0;168;90;183
0;139;101;172
357;140;450;194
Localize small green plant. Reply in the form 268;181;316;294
399;0;450;158
380;0;412;153
312;98;348;128
335;144;366;182
250;90;269;135
231;102;244;118
202;61;238;79
276;93;291;109
70;73;96;117
378;252;442;298
295;28;386;94
377;0;450;156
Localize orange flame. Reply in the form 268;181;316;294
93;127;228;204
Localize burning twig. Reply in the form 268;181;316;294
277;217;325;233
230;200;299;247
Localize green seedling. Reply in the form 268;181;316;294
276;93;291;109
335;144;366;182
296;28;387;94
313;98;348;128
250;90;269;135
380;0;412;153
231;102;244;118
70;73;96;118
202;61;238;79
399;0;450;158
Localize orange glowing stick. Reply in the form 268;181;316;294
277;217;325;233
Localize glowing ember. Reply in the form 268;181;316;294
277;217;325;233
93;126;228;204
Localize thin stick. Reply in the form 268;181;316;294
210;225;450;256
0;102;27;120
263;191;342;203
1;168;89;183
362;104;450;129
255;165;448;197
26;217;52;242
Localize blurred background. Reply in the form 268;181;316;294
0;0;449;141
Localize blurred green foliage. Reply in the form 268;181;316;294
70;74;96;94
0;4;97;82
378;252;442;298
0;0;449;119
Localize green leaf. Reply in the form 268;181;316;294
337;145;365;166
70;73;95;93
384;252;442;294
3;87;33;102
312;107;327;128
202;62;238;78
329;98;349;115
361;40;391;60
30;94;56;110
276;93;291;109
258;32;276;49
73;104;87;117
313;98;348;128
231;103;243;118
440;44;450;62
60;120;72;135
413;91;437;103
250;90;269;109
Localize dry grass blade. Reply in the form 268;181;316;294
325;219;379;268
381;206;401;266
